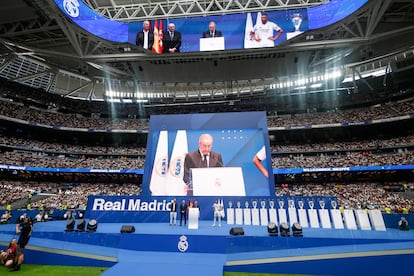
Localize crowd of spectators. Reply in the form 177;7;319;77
1;135;146;155
276;182;414;213
1;147;412;170
0;134;413;170
31;182;142;210
274;135;414;153
273;151;414;168
0;180;141;210
1;96;413;130
0;151;145;170
266;100;414;128
20;107;149;130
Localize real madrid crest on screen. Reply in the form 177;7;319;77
177;235;188;253
63;0;80;18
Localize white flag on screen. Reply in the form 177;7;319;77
244;13;254;48
149;130;169;196
245;12;262;48
167;130;188;196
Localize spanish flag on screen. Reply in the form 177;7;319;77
152;20;163;54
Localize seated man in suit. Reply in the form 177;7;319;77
202;21;222;38
183;133;223;195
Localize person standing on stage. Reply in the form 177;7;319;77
170;198;178;226
179;199;188;226
212;199;223;227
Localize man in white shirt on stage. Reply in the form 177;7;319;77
169;198;177;226
212;199;223;227
250;13;283;48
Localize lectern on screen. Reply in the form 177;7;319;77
200;37;225;51
191;167;245;196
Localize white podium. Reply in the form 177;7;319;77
269;208;278;226
251;208;260;225
235;208;243;225
260;208;268;226
188;208;199;229
308;209;320;228
319;209;332;229
288;207;298;226
243;208;251;225
368;209;386;231
226;208;235;225
298;208;309;228
355;209;371;230
343;209;357;230
278;208;287;225
200;37;225;51
330;209;344;229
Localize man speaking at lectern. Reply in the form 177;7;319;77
183;133;223;195
202;21;223;38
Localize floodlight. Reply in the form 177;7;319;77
267;222;278;236
279;222;290;237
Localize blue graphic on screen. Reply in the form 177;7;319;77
143;112;273;197
53;0;367;52
53;0;128;42
308;0;368;29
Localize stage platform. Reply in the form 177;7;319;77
1;220;414;275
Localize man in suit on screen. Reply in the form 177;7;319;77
183;133;223;195
163;23;182;53
136;20;154;50
202;21;223;38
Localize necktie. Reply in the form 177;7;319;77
210;32;213;37
170;32;174;39
202;155;208;168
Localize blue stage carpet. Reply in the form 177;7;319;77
105;251;226;276
1;220;414;275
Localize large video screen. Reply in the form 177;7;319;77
128;9;308;52
53;0;368;52
142;112;274;196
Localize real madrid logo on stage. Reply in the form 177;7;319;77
177;235;189;253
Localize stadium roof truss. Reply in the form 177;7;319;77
84;0;325;21
0;0;413;102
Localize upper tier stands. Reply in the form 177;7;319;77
1;134;413;169
0;94;413;130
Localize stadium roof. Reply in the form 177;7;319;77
0;0;413;101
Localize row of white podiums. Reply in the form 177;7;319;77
222;200;387;231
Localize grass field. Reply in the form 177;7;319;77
0;265;108;276
0;265;306;276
